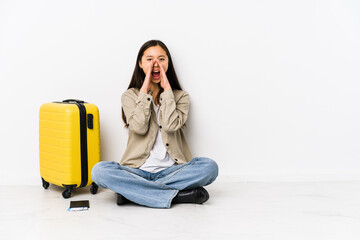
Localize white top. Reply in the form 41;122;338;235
139;102;175;173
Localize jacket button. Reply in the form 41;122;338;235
159;125;162;129
147;98;150;101
160;98;162;101
166;143;169;146
175;159;178;161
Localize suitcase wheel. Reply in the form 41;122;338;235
62;186;74;199
90;182;98;195
42;178;50;189
62;189;72;198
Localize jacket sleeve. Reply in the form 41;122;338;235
121;90;153;135
159;90;189;133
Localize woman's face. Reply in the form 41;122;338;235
139;45;169;84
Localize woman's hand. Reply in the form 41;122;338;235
156;59;172;91
140;60;154;93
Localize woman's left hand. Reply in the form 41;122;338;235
156;59;172;91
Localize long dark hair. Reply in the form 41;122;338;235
122;40;183;127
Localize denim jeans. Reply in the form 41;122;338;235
91;157;219;208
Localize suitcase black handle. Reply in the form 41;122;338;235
63;99;85;103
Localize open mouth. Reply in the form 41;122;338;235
152;71;160;79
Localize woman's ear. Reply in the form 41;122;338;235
139;60;143;69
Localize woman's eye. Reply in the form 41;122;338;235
147;59;152;61
159;58;165;61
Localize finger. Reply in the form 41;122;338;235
157;60;165;77
156;59;162;70
145;60;153;80
149;60;154;73
159;66;169;89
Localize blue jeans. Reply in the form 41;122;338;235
91;157;218;208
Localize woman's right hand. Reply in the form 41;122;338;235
140;60;153;93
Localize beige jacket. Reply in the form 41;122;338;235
120;88;193;168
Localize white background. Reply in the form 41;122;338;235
1;0;359;185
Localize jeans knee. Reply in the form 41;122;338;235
91;161;107;185
91;162;100;183
207;159;219;180
197;157;219;183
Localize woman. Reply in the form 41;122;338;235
91;40;218;208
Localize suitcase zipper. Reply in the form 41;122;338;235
57;100;89;188
75;102;89;188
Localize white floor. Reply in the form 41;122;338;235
1;181;360;240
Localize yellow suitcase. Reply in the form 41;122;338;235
39;99;100;198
